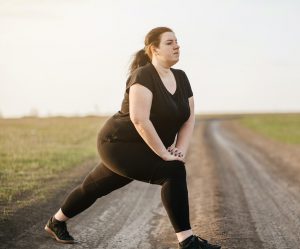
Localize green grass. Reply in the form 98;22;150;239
238;113;300;145
0;116;107;218
1;113;299;219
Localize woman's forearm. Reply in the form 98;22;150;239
132;119;169;158
175;115;195;155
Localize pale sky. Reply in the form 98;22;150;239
0;0;299;118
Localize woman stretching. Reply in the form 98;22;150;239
44;26;221;249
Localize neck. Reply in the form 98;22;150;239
151;59;171;76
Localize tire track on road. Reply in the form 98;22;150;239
207;120;300;249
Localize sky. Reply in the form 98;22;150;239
0;0;299;118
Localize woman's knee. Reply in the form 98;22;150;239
167;160;186;179
150;160;186;185
80;175;99;196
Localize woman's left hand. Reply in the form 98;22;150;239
167;146;185;159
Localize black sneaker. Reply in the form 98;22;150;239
44;217;75;244
178;235;221;249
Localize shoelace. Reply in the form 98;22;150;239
180;235;207;248
196;236;208;244
196;236;220;249
54;222;71;239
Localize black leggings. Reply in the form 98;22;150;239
61;140;191;233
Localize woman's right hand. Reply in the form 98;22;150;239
161;151;185;163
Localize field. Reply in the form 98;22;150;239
0;116;107;219
0;113;299;220
237;113;300;144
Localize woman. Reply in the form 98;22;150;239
44;27;221;249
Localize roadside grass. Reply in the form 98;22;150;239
0;116;107;219
237;113;300;145
1;113;299;220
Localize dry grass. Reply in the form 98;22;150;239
0;116;107;219
1;113;299;219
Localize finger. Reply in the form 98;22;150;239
174;154;183;161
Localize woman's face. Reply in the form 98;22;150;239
153;32;180;66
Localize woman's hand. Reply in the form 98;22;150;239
161;147;185;163
161;152;185;163
167;146;185;160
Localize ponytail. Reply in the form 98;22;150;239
128;48;151;75
128;27;173;75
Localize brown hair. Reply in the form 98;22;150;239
129;27;173;75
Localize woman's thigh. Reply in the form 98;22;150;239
98;141;185;184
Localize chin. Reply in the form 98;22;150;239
169;59;179;67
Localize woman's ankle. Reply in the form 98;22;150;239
176;229;193;242
54;208;69;222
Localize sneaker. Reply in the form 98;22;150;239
44;217;75;244
178;235;221;249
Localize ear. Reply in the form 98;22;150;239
150;45;159;55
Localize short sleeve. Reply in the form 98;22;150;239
182;71;193;98
126;66;154;94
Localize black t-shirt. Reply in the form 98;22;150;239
99;63;193;147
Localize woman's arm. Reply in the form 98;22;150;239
129;83;182;161
174;97;195;156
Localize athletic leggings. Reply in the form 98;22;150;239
61;137;191;233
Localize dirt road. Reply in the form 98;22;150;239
1;118;299;249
